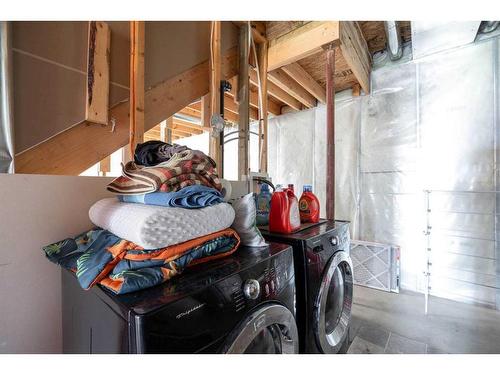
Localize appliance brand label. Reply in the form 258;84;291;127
176;303;206;319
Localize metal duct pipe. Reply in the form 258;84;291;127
0;21;15;173
384;21;403;61
479;21;500;34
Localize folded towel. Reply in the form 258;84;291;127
107;150;221;195
117;185;223;209
134;140;189;166
43;228;240;294
89;198;235;249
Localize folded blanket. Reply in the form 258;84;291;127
134;140;189;166
107;150;221;195
89;198;235;249
43;228;240;294
117;185;223;208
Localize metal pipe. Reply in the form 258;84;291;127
325;45;336;220
479;21;500;34
384;21;403;61
0;21;15;173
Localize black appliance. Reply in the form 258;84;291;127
259;220;353;354
61;243;299;354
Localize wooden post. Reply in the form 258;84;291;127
208;21;222;171
129;21;145;157
257;41;268;173
201;94;211;128
352;83;361;97
98;155;111;176
325;45;336;220
85;21;110;125
166;117;173;143
237;23;250;180
160;120;167;142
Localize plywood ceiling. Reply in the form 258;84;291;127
266;21;412;92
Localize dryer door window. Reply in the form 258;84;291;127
221;304;299;354
314;251;353;353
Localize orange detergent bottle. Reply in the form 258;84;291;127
299;184;320;223
269;187;301;234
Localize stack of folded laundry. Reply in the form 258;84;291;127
44;141;240;295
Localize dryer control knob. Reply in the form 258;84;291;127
330;236;340;246
243;279;261;300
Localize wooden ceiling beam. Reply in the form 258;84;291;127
267;21;340;71
227;77;281;116
268;69;317;108
187;102;239;124
281;62;326;104
172;117;206;131
177;107;201;119
171;128;195;138
339;21;371;94
249;69;301;111
169;123;204;135
224;93;259;121
233;21;267;44
251;21;267;43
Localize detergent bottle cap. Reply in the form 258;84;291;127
275;184;283;191
260;183;270;193
303;184;313;192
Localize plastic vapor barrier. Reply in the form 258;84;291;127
268;35;500;308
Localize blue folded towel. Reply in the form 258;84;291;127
117;185;223;208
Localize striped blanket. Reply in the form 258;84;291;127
107;150;222;195
43;228;240;294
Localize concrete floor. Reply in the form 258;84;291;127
347;285;500;354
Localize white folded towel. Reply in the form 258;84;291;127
89;198;235;249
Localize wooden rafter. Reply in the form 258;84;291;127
281;62;326;104
200;94;210;130
224;93;259;120
339;21;371;94
250;21;266;43
227;77;280;115
187;101;240;124
249;68;301;111
178;107;201;119
169;124;203;135
267;21;340;71
85;21;110;125
172;117;206;131
268;69;316;108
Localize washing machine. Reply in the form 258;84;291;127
259;220;353;354
61;242;299;354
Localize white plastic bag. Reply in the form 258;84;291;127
231;193;267;247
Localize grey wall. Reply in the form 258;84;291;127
0;174;113;353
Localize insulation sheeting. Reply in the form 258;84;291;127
268;35;500;308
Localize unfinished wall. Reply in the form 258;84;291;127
11;21;238;157
0;174;112;353
12;21;130;154
268;35;500;308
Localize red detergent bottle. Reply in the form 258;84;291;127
269;186;301;234
299;184;320;223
